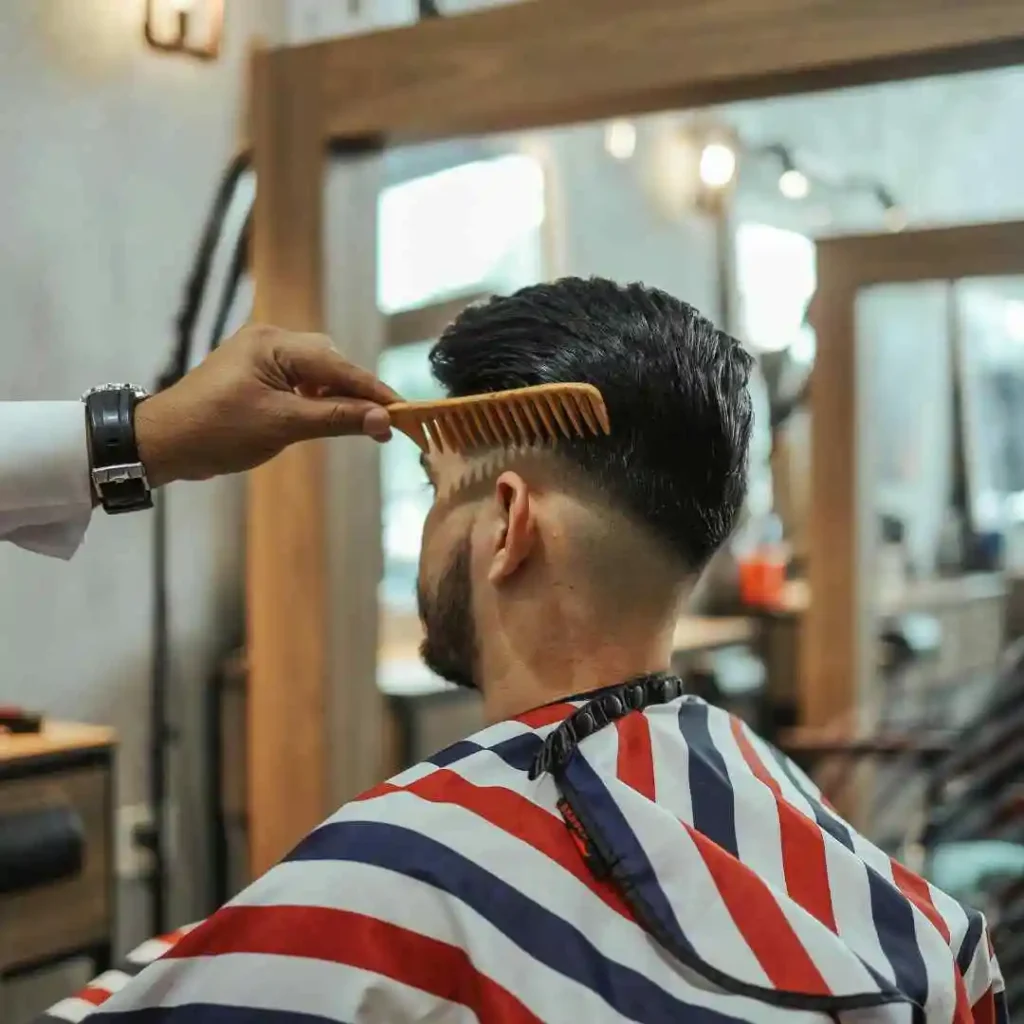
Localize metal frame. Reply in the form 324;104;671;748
247;0;1024;875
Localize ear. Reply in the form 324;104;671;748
487;471;536;584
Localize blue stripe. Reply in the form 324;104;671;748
428;733;541;773
89;1007;343;1024
288;819;748;1024
678;701;739;857
564;750;908;1007
995;989;1010;1024
766;745;930;1011
561;753;700;962
428;739;483;768
956;907;985;978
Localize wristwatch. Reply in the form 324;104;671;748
81;384;153;514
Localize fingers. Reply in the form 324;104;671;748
273;334;401;407
283;394;395;442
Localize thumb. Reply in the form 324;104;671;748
283;394;394;441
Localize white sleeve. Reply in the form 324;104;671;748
0;402;94;559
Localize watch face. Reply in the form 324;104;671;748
83;383;149;400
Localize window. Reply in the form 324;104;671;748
377;154;545;315
378;340;444;611
377;153;547;612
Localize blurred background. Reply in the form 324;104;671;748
2;1;1024;1019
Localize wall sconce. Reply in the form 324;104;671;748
145;0;224;60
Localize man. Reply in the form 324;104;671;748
43;278;1004;1023
0;324;396;558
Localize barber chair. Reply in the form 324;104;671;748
778;614;949;832
916;639;1024;1001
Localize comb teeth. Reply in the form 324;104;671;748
387;383;611;455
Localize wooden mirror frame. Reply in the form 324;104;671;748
247;0;1024;874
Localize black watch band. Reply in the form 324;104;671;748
83;385;153;515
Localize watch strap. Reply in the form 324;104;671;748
84;388;153;514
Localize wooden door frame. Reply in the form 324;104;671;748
248;0;1024;874
807;222;1024;732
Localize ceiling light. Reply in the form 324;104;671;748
698;142;737;189
779;168;810;200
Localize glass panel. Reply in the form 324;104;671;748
954;277;1024;539
857;281;953;581
377;154;545;314
378;340;444;613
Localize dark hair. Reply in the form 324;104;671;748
429;276;754;570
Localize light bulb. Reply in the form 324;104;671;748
698;142;737;189
883;206;907;233
779;168;810;200
604;120;637;161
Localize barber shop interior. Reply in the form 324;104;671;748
3;2;1024;1022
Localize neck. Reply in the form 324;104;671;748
479;611;677;723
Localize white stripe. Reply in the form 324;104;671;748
39;998;99;1023
744;731;818;820
578;713;619;776
235;856;827;1024
927;881;975;956
961;915;1000;1005
597;772;773;989
125;937;173;965
86;970;132;994
705;708;788;891
647;704;693;822
243;795;829;1024
821;833;897;986
729;726;901;997
352;716;549;799
846;831;961;1023
239;860;638;1024
420;744;564;818
93;952;479;1023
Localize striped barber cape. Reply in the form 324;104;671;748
44;682;1006;1024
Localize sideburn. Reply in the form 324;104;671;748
417;534;478;691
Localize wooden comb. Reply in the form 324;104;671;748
386;383;611;454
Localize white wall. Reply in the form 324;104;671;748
0;1;286;975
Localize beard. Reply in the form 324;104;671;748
417;534;478;690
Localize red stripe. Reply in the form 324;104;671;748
365;767;636;922
889;860;951;943
685;822;832;996
615;712;656;800
167;904;542;1024
951;971;975;1024
730;718;838;933
77;987;114;1007
516;702;577;728
972;986;999;1024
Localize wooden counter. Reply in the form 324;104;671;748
0;722;116;982
0;722;116;766
758;572;1006;619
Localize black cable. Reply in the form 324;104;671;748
145;149;252;937
208;211;253;353
149;135;381;935
158;149;252;391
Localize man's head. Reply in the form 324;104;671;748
416;276;754;713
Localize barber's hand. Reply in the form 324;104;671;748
135;324;401;486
